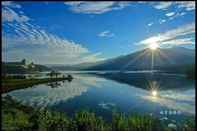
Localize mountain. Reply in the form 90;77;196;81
89;47;195;70
50;60;105;71
52;47;195;72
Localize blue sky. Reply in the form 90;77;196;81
2;1;195;65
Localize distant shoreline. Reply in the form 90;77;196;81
1;77;73;93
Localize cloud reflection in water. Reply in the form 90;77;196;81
4;75;105;109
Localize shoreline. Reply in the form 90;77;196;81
1;77;73;93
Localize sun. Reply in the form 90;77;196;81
151;90;158;97
149;43;159;50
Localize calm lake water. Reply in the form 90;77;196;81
3;71;195;124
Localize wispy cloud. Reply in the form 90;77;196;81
165;12;175;17
159;19;166;24
176;1;195;11
81;52;106;63
2;1;21;8
148;1;195;11
2;2;104;64
137;22;195;47
2;6;30;23
148;22;153;26
152;2;172;10
162;38;194;45
98;30;114;37
64;1;131;14
140;1;195;24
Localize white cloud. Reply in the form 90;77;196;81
176;1;195;11
138;1;195;24
168;11;188;21
162;38;194;45
65;2;114;14
113;1;132;10
148;22;153;26
64;1;131;14
179;12;186;16
2;1;21;8
159;19;166;24
2;7;30;23
137;22;195;47
165;12;175;17
150;1;195;11
2;1;12;6
136;2;194;25
162;23;195;38
152;2;172;10
81;52;106;63
138;1;195;12
3;22;105;64
98;30;114;37
2;2;104;64
64;1;83;6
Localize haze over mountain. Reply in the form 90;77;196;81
51;47;195;71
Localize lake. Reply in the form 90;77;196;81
3;71;195;124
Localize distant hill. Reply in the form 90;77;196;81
2;59;51;74
52;47;195;73
50;61;104;71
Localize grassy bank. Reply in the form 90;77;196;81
1;77;72;93
2;96;195;131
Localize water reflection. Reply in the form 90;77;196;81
94;72;194;90
46;82;62;88
98;102;116;110
142;89;195;115
3;75;104;109
46;78;73;88
3;73;195;120
133;78;195;115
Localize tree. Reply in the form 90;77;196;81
47;71;61;79
67;74;73;82
54;72;61;79
21;59;26;65
47;71;55;79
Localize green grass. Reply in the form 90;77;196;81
1;77;71;93
185;65;195;80
2;96;195;131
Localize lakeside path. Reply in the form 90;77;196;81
1;77;73;93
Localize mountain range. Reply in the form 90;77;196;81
51;47;195;72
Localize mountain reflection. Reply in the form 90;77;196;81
93;72;194;90
93;72;195;115
3;73;195;117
